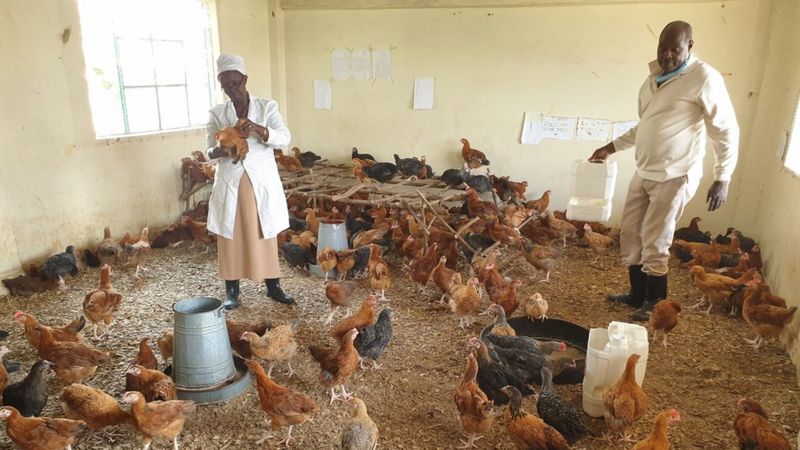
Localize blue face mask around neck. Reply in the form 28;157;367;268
655;57;689;85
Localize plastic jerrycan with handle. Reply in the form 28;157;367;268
582;321;649;417
566;160;618;223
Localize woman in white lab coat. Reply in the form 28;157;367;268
206;54;294;310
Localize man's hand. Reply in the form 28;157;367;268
589;143;616;162
706;180;729;211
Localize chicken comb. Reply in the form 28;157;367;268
13;311;25;319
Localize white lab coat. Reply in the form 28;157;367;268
205;98;290;240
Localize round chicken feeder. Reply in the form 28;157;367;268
310;219;348;279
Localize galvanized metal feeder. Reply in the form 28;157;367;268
169;297;250;405
309;219;349;279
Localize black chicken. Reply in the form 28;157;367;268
440;168;464;186
347;245;372;278
393;154;425;178
82;249;101;268
460;233;495;261
2;360;53;417
537;367;589;443
289;216;307;232
292;147;322;168
280;242;315;269
485;334;566;357
351;147;376;161
40;246;78;289
354;308;394;369
673;217;711;243
461;167;493;193
345;207;373;236
362;163;398;183
470;337;533;405
715;228;756;253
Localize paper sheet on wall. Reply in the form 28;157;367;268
331;49;350;80
612;120;638;140
351;49;372;80
413;78;434;110
542;116;577;140
576;118;612;141
313;80;331;110
372;49;392;81
520;112;544;144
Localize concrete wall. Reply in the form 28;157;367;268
730;0;800;372
0;0;274;281
281;1;770;230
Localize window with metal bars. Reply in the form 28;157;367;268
77;0;217;137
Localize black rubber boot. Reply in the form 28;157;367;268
607;265;646;308
223;280;240;310
265;278;296;305
631;274;668;321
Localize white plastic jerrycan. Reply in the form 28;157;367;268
566;160;618;223
582;321;649;417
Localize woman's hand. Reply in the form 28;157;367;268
238;118;269;142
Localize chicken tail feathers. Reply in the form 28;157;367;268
65;315;87;333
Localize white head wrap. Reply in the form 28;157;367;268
216;53;247;77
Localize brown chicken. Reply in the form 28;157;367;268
304;208;320;236
583;223;615;263
352;222;392;249
0;406;85;450
335;249;357;280
14;311;85;351
525;190;552;213
523;292;549;322
122;391;195;450
340;397;379;450
401;235;425;260
36;326;110;383
682;246;722;269
289;230;317;251
331;295;379;342
742;281;797;349
489;278;524;317
603;353;648;440
179;215;216;250
733;398;791;450
466;188;499;218
60;383;131;431
309;328;361;404
157;329;174;363
227;319;271;359
545;211;577;247
245;358;319;447
367;245;391;300
96;226;122;266
430;256;462;301
126;365;176;402
503;205;533;229
488;303;516;336
454;353;494;448
632;409;681;450
488;219;523;245
448;277;481;329
689;265;744;315
460;138;490;169
409;243;439;286
214;122;248;163
242;321;299;378
714;233;742;254
318;247;338;281
324;281;358;325
124;227;151;279
500;386;570;450
126;338;159;393
275;151;304;172
83;264;123;340
649;301;681;348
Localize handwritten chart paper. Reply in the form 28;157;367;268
542;116;577;140
576;118;612;141
372;49;392;81
351;49;372;80
413;78;434;110
331;49;350;80
612;120;638;140
520;112;544;144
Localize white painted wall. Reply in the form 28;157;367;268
281;1;770;232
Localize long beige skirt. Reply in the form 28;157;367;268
217;172;281;281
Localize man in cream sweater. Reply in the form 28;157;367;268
590;21;739;321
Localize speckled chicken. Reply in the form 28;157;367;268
489;304;516;337
469;337;533;406
354;308;394;369
537;367;589;444
340;397;379;450
241;320;299;378
500;386;570;450
41;246;79;290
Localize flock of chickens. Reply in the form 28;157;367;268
0;137;795;449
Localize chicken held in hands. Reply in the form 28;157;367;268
500;386;571;450
214;122;248;163
60;383;131;433
245;358;319;447
83;264;123;340
649;301;681;348
2;360;53;417
602;353;648;441
309;328;361;404
241;320;299;378
523;293;549;322
354;308;394;369
449;277;481;329
734;398;791;450
122;391;195;450
537;367;589;444
341;397;379;450
632;409;681;450
126;365;176;402
454;353;494;449
0;405;85;450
